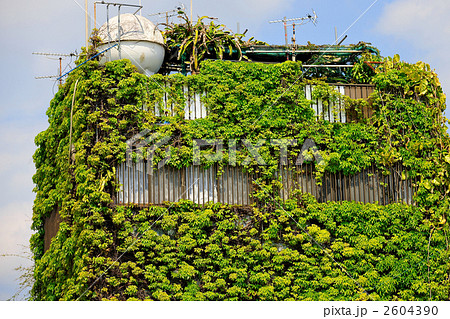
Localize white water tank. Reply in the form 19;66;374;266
97;13;165;75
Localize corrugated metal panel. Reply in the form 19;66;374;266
115;162;415;206
116;163;253;206
278;162;415;205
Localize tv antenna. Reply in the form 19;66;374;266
269;10;318;47
32;52;79;85
149;4;185;24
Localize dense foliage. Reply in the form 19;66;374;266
31;55;450;300
163;12;261;74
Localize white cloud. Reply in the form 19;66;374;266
376;0;450;120
377;0;450;47
0;201;34;300
0;202;33;252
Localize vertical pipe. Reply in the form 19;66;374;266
94;2;97;29
69;79;79;165
118;6;121;59
107;5;111;60
85;0;89;50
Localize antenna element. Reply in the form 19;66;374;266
269;10;318;47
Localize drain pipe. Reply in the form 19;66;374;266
69;79;80;165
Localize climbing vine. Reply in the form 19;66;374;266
31;54;450;300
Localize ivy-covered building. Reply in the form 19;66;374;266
32;16;450;300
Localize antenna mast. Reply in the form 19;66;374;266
269;10;318;47
32;52;79;85
85;0;89;50
148;4;185;24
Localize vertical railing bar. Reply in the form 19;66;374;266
247;170;250;206
209;165;213;204
147;162;150;205
342;171;346;201
203;166;206;206
127;162;130;205
399;163;403;203
238;166;241;205
131;162;136;204
362;168;366;204
196;165;199;205
137;161;141;205
120;163;124;204
287;164;291;200
302;165;312;195
406;169;410;205
157;166;160;204
168;166;172;202
217;164;221;204
181;167;186;201
162;166;166;204
312;164;317;201
231;166;235;205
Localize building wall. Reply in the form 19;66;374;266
43;206;61;252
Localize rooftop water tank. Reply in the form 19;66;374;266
97;13;165;75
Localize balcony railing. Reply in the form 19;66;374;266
147;83;375;122
114;162;416;207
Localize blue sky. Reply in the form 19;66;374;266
1;0;449;300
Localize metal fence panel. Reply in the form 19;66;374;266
304;85;348;122
115;162;416;207
146;83;374;122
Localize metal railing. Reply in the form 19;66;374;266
114;162;416;207
147;83;375;123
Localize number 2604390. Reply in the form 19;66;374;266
384;305;438;316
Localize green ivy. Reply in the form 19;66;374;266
31;54;450;300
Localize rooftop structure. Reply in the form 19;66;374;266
97;13;165;75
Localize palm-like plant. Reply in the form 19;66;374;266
163;12;254;74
